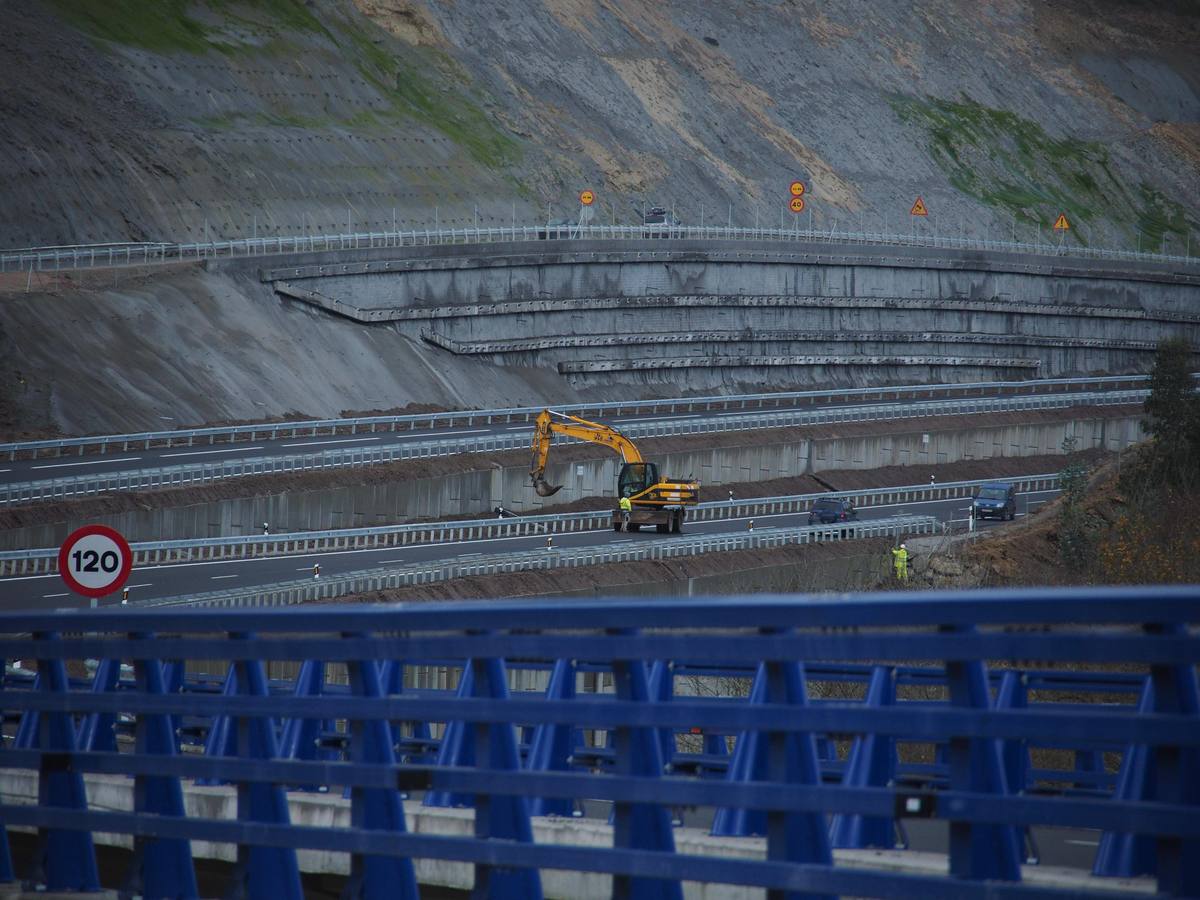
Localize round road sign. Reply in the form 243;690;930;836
58;524;133;599
789;196;805;213
579;190;595;206
789;181;806;197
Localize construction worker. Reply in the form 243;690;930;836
619;494;632;531
891;543;909;582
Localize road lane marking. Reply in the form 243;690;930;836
1065;839;1099;847
161;446;264;459
32;457;142;470
126;583;154;589
0;469;10;473
279;437;383;448
210;574;238;580
2;487;1064;586
42;592;69;598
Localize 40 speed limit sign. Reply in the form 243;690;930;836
58;524;133;598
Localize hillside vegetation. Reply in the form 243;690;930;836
2;0;1197;248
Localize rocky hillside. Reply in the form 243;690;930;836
3;0;1198;250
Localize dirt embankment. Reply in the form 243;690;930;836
319;538;895;605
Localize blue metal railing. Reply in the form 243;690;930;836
0;586;1197;898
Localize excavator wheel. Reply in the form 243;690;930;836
656;523;669;534
628;524;641;532
671;512;682;533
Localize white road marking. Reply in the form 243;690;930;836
1065;839;1100;847
279;437;383;448
408;429;491;439
210;574;238;580
32;457;142;470
42;592;69;598
0;468;10;473
161;446;264;459
125;583;153;589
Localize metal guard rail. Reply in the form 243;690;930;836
0;390;1138;506
0;585;1197;899
0;476;1057;576
3;221;1196;273
0;373;1152;460
134;515;939;609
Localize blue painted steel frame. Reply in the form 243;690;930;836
0;586;1196;899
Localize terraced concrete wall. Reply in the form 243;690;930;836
0;411;1140;548
261;240;1200;387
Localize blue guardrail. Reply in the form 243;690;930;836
0;586;1197;898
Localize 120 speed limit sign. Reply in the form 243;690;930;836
58;525;133;598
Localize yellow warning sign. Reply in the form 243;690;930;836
910;196;928;217
579;190;595;206
1053;213;1070;230
789;196;805;213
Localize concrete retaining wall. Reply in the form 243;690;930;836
0;413;1141;549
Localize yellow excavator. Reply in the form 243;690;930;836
530;409;699;533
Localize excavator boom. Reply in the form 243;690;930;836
530;409;643;496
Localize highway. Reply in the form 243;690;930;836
0;376;1145;490
0;489;1055;611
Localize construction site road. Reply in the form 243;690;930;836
0;488;1056;612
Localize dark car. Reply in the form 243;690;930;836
972;482;1016;520
642;206;681;236
808;497;857;525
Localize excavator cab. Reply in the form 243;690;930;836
618;462;660;498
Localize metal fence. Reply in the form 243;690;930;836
3;222;1197;274
0;374;1150;461
1;586;1196;898
0;389;1137;505
0;476;1057;576
132;515;938;610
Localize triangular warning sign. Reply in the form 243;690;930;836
1053;213;1070;230
910;197;928;217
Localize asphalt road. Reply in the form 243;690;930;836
0;490;1056;611
0;380;1109;486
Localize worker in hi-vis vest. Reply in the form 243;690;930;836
891;543;909;582
619;494;632;531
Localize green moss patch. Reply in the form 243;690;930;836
48;0;328;54
890;94;1193;248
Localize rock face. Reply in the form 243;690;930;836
2;1;1197;249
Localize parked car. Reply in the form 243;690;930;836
642;206;681;236
972;483;1016;520
808;497;858;525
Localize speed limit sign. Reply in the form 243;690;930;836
59;525;132;598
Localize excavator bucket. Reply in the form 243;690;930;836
533;477;563;497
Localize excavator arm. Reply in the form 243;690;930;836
530;409;643;496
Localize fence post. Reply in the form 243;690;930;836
229;634;303;900
342;637;420;900
31;634;101;892
610;635;683;900
525;659;580;817
942;625;1023;882
77;658;122;752
127;640;199;899
830;666;898;850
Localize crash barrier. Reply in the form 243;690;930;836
4;221;1197;274
0;586;1196;897
131;516;938;610
0;388;1138;505
0;476;1056;576
0;374;1151;461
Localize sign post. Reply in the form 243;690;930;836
59;524;133;603
575;189;596;238
1053;213;1070;248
